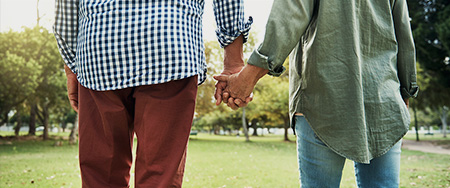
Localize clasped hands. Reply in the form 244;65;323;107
213;35;268;110
213;65;254;110
213;64;269;110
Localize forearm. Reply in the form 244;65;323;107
393;0;418;98
63;64;79;112
240;64;269;85
223;35;245;73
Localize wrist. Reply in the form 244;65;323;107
241;64;268;85
64;64;75;75
223;35;244;73
223;63;244;74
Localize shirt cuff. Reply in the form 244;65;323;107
216;17;253;48
400;82;419;99
247;48;285;77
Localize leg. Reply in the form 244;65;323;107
354;140;402;188
133;76;197;188
295;116;346;188
78;85;135;188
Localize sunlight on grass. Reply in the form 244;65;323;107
1;132;449;187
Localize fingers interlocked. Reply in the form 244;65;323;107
213;73;253;110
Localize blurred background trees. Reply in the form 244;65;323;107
1;1;448;142
0;26;75;140
408;0;450;139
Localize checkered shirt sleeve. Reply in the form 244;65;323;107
213;0;253;48
53;0;79;74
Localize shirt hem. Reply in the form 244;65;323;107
77;73;203;91
299;112;407;164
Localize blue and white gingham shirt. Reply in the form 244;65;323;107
54;0;252;91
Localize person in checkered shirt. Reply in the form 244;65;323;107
53;0;252;187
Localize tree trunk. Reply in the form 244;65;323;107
69;114;78;145
412;100;419;141
36;0;41;25
261;121;265;136
242;108;250;142
441;106;448;138
0;113;8;127
43;106;49;140
28;104;37;136
61;121;66;133
214;125;220;135
14;111;22;137
251;119;258;136
283;115;290;141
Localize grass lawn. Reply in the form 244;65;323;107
1;131;449;187
404;132;450;149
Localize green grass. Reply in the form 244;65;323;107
405;133;450;140
404;132;450;148
404;132;450;141
183;134;298;188
1;132;449;187
0;139;80;187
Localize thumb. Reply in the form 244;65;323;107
213;74;230;82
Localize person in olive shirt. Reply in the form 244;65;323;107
214;0;418;187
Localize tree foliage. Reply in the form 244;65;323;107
0;26;74;139
0;29;43;125
408;0;450;138
408;0;450;107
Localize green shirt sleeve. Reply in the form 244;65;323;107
393;0;419;98
247;0;315;76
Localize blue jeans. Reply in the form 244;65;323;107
295;116;402;188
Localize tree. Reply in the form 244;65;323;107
0;26;68;140
10;106;30;137
241;107;250;141
195;40;228;117
28;27;67;140
247;68;290;141
408;0;450;138
0;31;42;127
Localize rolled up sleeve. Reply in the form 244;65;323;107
213;0;253;48
393;0;419;98
247;0;315;77
53;0;79;74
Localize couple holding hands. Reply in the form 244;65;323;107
54;0;418;187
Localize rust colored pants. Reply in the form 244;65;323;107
78;76;197;188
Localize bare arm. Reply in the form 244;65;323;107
64;64;79;113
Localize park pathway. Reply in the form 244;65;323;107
402;139;450;155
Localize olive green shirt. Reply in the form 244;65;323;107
248;0;419;163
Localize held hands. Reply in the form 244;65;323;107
214;35;268;110
214;70;254;110
214;64;268;110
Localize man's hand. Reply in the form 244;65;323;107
214;64;268;110
214;35;245;106
64;65;79;113
214;73;252;110
403;98;409;109
214;68;243;106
